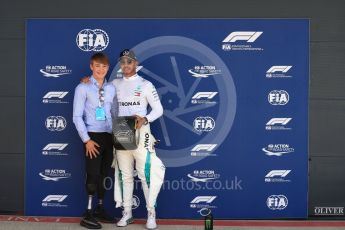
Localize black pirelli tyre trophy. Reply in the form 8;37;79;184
112;116;138;150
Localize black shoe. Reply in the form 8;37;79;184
93;204;115;223
80;210;102;229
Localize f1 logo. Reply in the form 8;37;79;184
42;195;68;202
192;92;218;100
265;170;291;178
191;144;217;152
266;118;292;126
267;66;292;73
43;92;68;99
43;143;68;151
191;196;217;204
223;31;263;43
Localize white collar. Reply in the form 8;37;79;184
123;74;138;81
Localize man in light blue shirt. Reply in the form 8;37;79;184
73;52;116;229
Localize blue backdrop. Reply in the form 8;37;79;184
26;19;309;219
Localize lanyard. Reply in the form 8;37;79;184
98;87;105;107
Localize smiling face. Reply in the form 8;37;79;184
90;61;109;81
119;57;137;77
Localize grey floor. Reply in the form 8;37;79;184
1;222;345;230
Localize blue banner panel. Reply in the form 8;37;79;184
26;19;309;219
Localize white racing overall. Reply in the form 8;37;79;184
112;74;165;210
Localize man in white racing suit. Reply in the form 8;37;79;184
113;49;165;229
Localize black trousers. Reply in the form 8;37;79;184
85;132;113;199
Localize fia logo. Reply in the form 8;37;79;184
268;90;289;105
266;195;288;210
45;116;67;131
76;29;109;52
193;117;215;132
